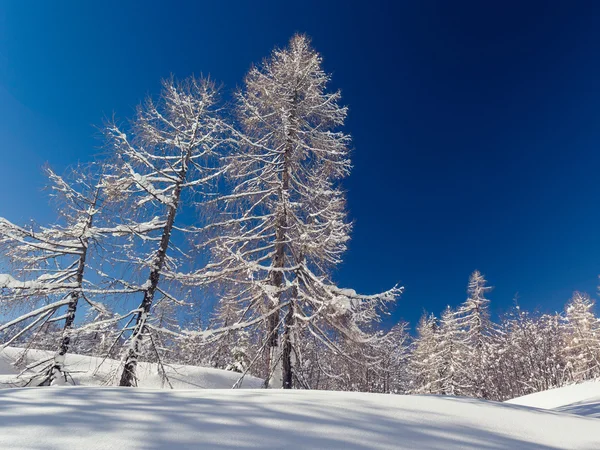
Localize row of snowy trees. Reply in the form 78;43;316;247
0;34;401;389
407;271;600;401
173;270;600;400
6;259;597;399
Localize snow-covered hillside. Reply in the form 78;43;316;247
1;349;599;449
507;380;600;418
0;347;262;389
0;388;599;449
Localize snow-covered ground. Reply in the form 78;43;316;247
507;380;600;418
0;387;599;449
0;348;599;449
0;347;262;389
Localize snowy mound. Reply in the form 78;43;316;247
506;380;600;418
0;388;599;449
0;347;262;390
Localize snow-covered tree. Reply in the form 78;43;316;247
310;323;408;393
454;270;493;397
562;292;600;382
103;75;226;386
484;305;525;401
532;313;570;390
409;313;442;394
377;321;411;393
0;166;127;385
481;304;570;401
437;305;465;396
200;34;400;389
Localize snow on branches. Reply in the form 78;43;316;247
103;75;227;386
0;167;124;385
198;34;401;389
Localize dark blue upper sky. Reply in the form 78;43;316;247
1;0;600;327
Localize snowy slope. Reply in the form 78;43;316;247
507;380;600;418
0;347;262;389
0;388;599;449
1;349;599;448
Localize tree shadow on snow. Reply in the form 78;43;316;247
0;388;594;449
555;400;600;418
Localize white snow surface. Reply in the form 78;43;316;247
0;388;598;449
507;380;600;418
0;349;599;449
0;347;262;389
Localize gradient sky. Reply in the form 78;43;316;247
1;1;600;328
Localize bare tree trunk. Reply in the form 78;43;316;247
282;297;294;389
264;205;286;386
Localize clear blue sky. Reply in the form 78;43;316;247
1;1;600;327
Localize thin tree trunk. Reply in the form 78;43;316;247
119;177;185;387
41;190;99;386
282;297;295;389
264;202;286;385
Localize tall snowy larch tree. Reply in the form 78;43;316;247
202;34;400;389
104;76;225;386
562;291;600;383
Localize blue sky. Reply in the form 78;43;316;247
1;1;600;327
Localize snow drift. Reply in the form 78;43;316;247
507;380;600;418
